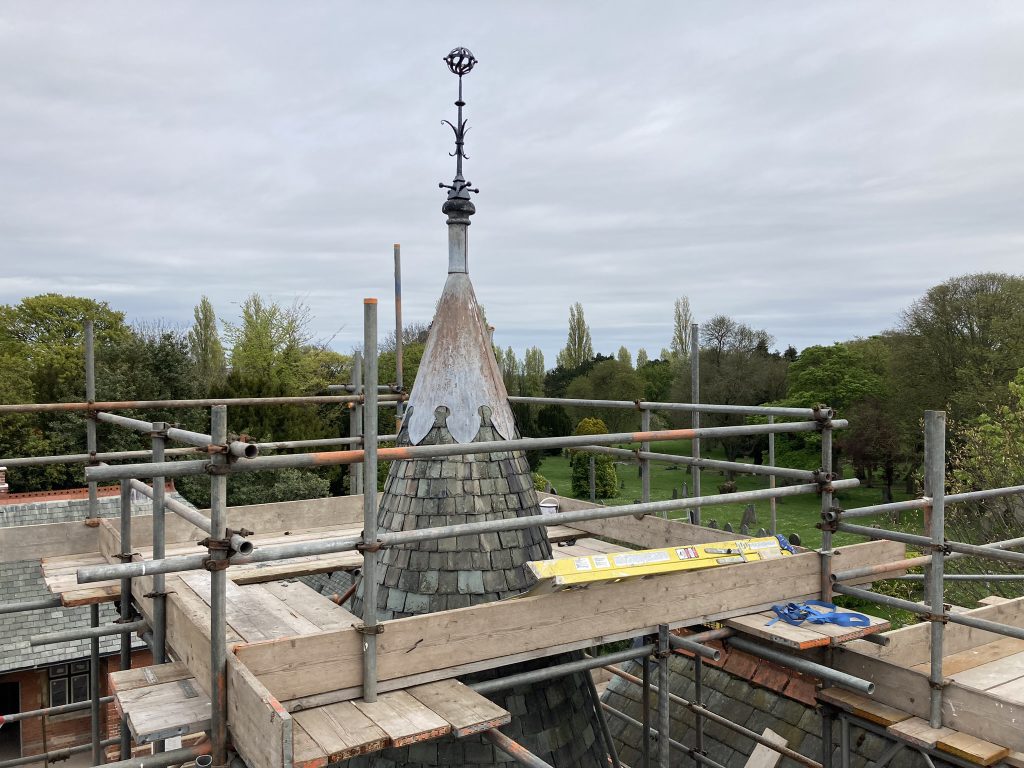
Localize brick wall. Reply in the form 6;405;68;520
1;648;151;759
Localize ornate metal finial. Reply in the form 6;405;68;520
439;47;479;204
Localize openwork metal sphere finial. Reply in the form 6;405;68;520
444;47;477;76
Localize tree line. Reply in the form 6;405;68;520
499;274;1024;514
2;273;1022;530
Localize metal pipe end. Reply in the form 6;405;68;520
196;755;213;768
233;537;255;556
242;443;259;459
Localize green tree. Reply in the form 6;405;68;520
0;294;131;404
670;296;693;359
569;417;618;498
616;346;632;369
945;368;1024;601
188;297;226;395
522;347;545;396
895;273;1024;423
555;302;593;370
565;359;645;433
636;348;649;368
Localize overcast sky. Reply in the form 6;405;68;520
2;3;1023;365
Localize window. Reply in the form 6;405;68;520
48;662;90;707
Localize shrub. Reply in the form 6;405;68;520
569;418;618;498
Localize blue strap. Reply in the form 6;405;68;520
767;600;870;628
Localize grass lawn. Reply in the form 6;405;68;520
536;439;921;551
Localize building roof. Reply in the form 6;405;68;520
0;490;189;674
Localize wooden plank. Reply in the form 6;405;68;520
551;495;744;548
226;653;292;768
181;572;320;642
847;596;1024;666
261;580;360;631
0;519;101;560
743;728;787;768
886;717;957;749
725;612;830;650
406;679;510;737
936;732;1009;766
987;677;1024;705
229;552;363;584
951;652;1024;691
801;608;890;646
353;690;451;748
817;688;911;726
110;661;193;692
292;701;388;767
834;645;1024;751
911;638;1024;677
118;678;211;744
1005;751;1024;768
978;596;1013;607
237;540;902;702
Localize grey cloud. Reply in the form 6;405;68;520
0;3;1022;367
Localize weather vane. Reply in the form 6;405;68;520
439;47;479;203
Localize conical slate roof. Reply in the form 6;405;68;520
347;260;604;767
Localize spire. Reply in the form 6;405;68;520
439;47;479;274
403;47;516;446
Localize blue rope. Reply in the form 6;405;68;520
767;600;870;627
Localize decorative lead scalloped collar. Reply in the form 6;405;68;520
404;273;516;445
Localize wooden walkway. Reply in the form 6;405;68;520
111;580;511;764
819;688;1012;766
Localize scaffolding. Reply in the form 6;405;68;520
1;311;1023;768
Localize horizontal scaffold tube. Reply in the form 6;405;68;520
0;696;114;723
0;447;199;468
85;419;849;482
833;583;1024;642
76;477;859;584
0;393;403;414
471;645;655;695
578;445;818;482
255;435;397;450
508;396;831;420
0;738;119;768
841;483;1024;520
832;531;1024;582
30;619;148;646
726;635;874;693
838;498;930;519
895;573;1024;581
0;596;64;615
95;741;211;768
833;523;932;548
127;479;252;555
97;412;259;459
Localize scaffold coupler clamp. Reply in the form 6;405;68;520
356;538;384;554
814;469;837;496
819;505;842;533
812;404;835;425
200;536;233;571
355;623;384;636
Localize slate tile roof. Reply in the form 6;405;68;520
0;493;190;674
344;413;605;767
